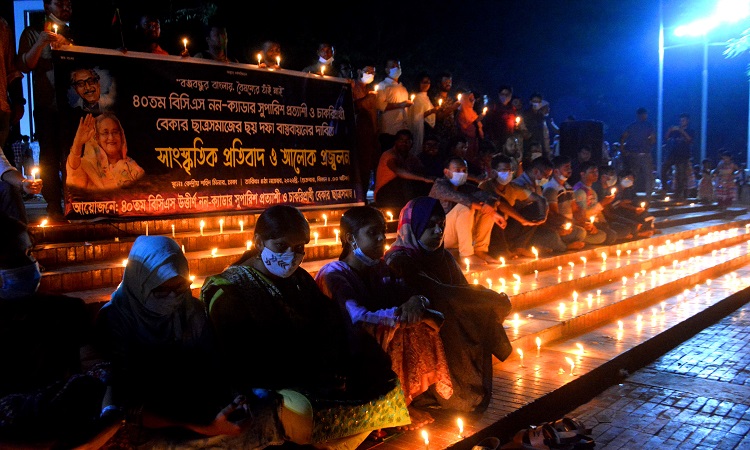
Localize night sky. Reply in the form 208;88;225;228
7;0;750;162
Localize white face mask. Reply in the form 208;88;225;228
449;171;468;187
605;177;617;187
536;177;549;187
319;56;333;65
260;246;304;278
360;73;374;84
388;67;402;79
620;178;634;188
531;152;542;161
556;173;568;182
352;238;379;267
532;101;542;111
496;171;512;185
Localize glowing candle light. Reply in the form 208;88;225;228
486;278;493;289
531;246;538;260
576;343;584;356
189;275;195;287
313;232;319;245
334;229;340;243
601;252;607;262
322;214;328;226
171;224;175;238
500;256;506;266
568;261;575;271
665;196;670;201
457;93;462;102
616;249;621;258
564;222;572;230
246;240;251;251
580;256;586;267
597;289;601;296
53;24;58;34
513;313;520;325
518;348;525;367
438;98;443;107
534;270;538;279
464;257;470;273
638;248;643;256
499;278;506;288
622;276;627;286
610;187;616;196
257;53;262;65
40;219;48;228
618;320;624;331
422;430;429;450
558;266;563;273
513;273;521;284
30;167;39;180
145;223;148;236
219;219;224;234
589;216;595;225
122;258;128;267
536;337;541;356
181;244;185;253
640;202;646;208
410;94;415;102
565;356;575;375
559;302;566;315
457;418;464;438
482;106;488;115
473;279;479;285
276;55;280;67
199;220;205;236
321;65;326;76
385;244;390;251
627;249;631;256
211;248;218;257
515;116;521;125
182;38;188;52
373;85;379;93
386;211;393;221
572;291;578;302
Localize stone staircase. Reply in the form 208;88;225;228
23;198;750;450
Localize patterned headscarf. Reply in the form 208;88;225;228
385;197;445;263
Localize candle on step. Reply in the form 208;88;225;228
568;261;575;271
322;214;328;226
211;248;217;257
499;278;506;288
518;348;524;367
219;219;224;234
182;244;185;253
200;220;205;236
422;430;429;450
572;291;578;302
313;232;319;245
618;320;624;331
40;219;48;228
580;256;586;267
601;252;607;262
531;246;538;260
616;249;621;258
486;278;492;289
386;211;393;221
122;259;128;267
171;224;175;238
513;273;521;285
464;257;470;273
457;418;464;438
239;220;244;233
334;229;340;243
565;357;575;375
246;240;251;251
536;337;541;356
534;270;538;279
576;343;584;356
500;256;505;266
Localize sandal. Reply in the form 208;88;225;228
551;417;592;436
501;427;551;449
472;436;501;450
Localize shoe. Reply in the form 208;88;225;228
472;437;500;450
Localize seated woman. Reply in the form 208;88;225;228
66;113;145;191
0;214;108;448
384;197;513;412
315;205;452;430
201;205;410;449
95;235;283;449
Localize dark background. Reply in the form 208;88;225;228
5;0;750;163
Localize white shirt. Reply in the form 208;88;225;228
376;77;409;135
408;91;435;156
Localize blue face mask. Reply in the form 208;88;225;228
0;262;41;299
261;246;304;278
144;291;188;316
352;239;380;267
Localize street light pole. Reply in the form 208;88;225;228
701;35;709;161
657;0;664;178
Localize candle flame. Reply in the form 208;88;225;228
589;216;595;224
421;430;429;444
40;219;48;228
564;222;572;230
211;248;218;257
517;348;524;358
565;356;575;373
618;320;623;330
122;259;128;267
536;337;541;348
576;343;584;355
457;417;464;434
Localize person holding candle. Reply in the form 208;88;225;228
373;128;434;211
408;72;437;158
130;15;170;55
431;72;460;153
593;165;650;240
255;40;281;69
351;64;380;198
375;59;412;153
0;147;42;223
193;22;237;63
572;161;617;245
17;0;74;222
541;155;590;249
384;197;512;412
202;205;410;449
302;42;339;77
315;205;452;430
0;15;25;151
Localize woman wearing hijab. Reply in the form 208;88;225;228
384;197;513;412
202;205;410;449
96;235;283;447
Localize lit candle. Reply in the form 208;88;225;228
53;24;58;34
122;258;128;267
422;430;429;450
189;275;195;287
219;219;224;234
622;276;627;286
386;211;393;221
171;224;175;238
513;273;521;285
580;256;586;267
536;337;541;356
531;246;538;260
640;202;646;208
616;249;621;258
457;418;464;438
518;348;524;367
313;231;319;245
373;85;379;93
568;261;575;271
610;187;617;196
499;256;505;266
464;257;470;273
482;106;488;115
257;53;262;66
321;65;326;76
182;38;188;52
211;248;218;257
200;220;205;236
576;343;584;356
618;320;624;331
486;278;493;289
323;214;328;226
589;216;595;225
246;240;251;251
239;220;244;233
665;196;670;201
564;222;572;231
276;55;280;67
40;219;48;228
565;356;575;376
601;252;607;262
334;229;340;243
410;94;415;102
30;167;39;180
515;116;521;125
457;93;462;102
438;98;443;107
572;291;578;302
181;244;185;253
499;278;506;288
534;269;538;279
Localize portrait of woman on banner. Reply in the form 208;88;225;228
65;113;145;191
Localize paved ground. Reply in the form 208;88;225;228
558;302;750;450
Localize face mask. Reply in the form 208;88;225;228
532;101;542;111
261;246;304;278
531;152;542;161
605;177;617;187
360;73;374;84
536;177;549;187
0;262;41;299
557;174;568;182
620;178;634;188
388;67;402;79
144;291;186;316
449;171;468;187
319;56;333;65
499;95;509;104
496;171;512;185
352;239;379;267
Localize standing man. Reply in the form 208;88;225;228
17;0;74;221
432;71;460;151
483;85;517;155
663;113;694;201
375;59;412;154
302;43;338;77
619;107;656;205
1;15;25;150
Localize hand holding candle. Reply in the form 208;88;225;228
30;167;39;180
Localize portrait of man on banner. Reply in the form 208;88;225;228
66;66;116;114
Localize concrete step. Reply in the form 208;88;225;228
648;202;718;217
653;207;746;228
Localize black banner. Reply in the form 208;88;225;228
54;46;361;220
